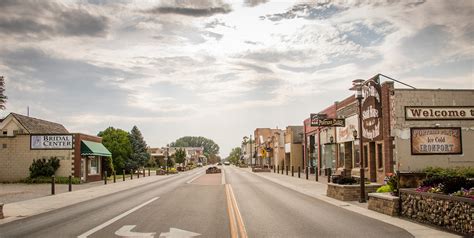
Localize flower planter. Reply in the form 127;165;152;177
400;189;473;235
252;168;271;173
368;193;399;216
327;183;382;201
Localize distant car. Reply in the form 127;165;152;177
224;161;230;166
217;162;222;166
197;162;203;167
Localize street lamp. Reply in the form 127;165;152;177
351;79;366;203
165;144;170;175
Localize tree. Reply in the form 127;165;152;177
98;127;132;174
129;125;150;169
174;148;186;166
227;147;242;165
0;76;7;110
170;136;220;160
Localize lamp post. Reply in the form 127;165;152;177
351;79;366;203
165;145;170;175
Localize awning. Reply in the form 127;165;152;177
81;140;112;157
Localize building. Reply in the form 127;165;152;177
305;75;474;184
0;113;111;182
254;128;285;168
284;126;304;171
148;146;206;167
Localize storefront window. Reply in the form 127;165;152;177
88;157;100;175
338;143;344;168
363;145;368;168
377;143;383;169
354;144;360;167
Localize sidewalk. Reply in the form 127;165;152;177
240;167;460;238
0;172;188;225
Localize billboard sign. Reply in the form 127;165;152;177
411;128;462;155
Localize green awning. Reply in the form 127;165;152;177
81;140;112;157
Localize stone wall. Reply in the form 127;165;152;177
327;183;381;201
400;189;474;235
368;193;399;216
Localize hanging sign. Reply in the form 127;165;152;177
310;114;345;127
411;128;462;155
361;78;382;140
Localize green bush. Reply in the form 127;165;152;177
376;184;393;193
21;176;81;184
421;167;474;194
29;157;61;178
423;167;474;178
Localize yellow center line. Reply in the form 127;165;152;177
228;184;248;238
225;184;238;238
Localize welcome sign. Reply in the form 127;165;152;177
31;134;74;150
405;106;474;120
410;128;462;155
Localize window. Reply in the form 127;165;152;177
2;144;6;149
377;143;383;169
2;131;7;135
88;157;100;175
353;143;360;167
363;145;368;168
338;143;344;168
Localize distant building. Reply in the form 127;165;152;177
148;146;206;167
0;113;111;182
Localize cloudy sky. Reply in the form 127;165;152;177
1;0;473;156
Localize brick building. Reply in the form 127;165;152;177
304;75;474;183
0;113;111;182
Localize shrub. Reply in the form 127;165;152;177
420;167;474;195
376;184;393;193
29;157;61;178
22;176;81;184
332;176;357;185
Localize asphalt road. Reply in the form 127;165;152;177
0;165;415;238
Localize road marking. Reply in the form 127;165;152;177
221;170;226;184
186;172;204;184
115;225;155;237
77;197;159;238
159;228;201;238
225;184;238;238
228;185;248;238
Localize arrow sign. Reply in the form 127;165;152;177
159;228;201;238
115;225;156;238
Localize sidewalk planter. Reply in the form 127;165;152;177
252;167;271;173
400;189;474;235
327;183;382;201
156;170;166;175
368;193;399;216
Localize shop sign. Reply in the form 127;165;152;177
411;128;462;155
405;106;474;120
361;78;382;140
31;134;74;150
336;115;358;142
310;114;345;127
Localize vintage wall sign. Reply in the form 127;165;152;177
336;115;358;142
31;134;74;150
361;78;382;140
405;106;474;120
411;128;462;155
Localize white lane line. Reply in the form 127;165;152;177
77;197;159;238
186;172;204;184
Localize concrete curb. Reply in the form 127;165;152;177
236;166;460;238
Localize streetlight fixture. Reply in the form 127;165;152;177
351;79;366;203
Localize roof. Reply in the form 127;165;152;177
10;113;69;134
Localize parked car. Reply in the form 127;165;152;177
224;161;230;166
217;162;222;166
